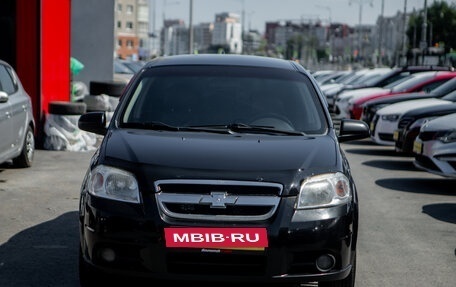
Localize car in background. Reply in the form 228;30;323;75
113;59;145;83
0;59;35;168
413;112;456;178
330;65;454;113
393;102;456;154
315;70;352;86
77;54;370;287
361;76;456;127
342;70;456;120
371;89;456;146
327;68;392;109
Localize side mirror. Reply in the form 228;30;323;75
0;91;8;103
338;119;370;143
78;112;107;135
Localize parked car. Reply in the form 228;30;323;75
340;70;456;120
393;102;456;154
77;54;370;287
113;59;144;83
327;68;391;109
315;70;352;86
371;89;456;146
331;65;454;113
0;59;35;168
413;112;456;178
361;76;456;127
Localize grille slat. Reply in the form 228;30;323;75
155;179;282;222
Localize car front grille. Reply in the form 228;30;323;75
166;250;266;276
398;116;414;129
155;179;282;222
379;133;394;141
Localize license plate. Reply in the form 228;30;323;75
164;227;268;250
413;140;423;154
393;130;400;141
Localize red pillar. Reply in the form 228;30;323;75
16;0;71;145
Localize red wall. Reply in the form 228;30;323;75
41;0;71;114
16;0;71;142
16;0;40;121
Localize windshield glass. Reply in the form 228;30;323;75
390;72;435;92
121;65;328;135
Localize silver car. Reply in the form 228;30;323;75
0;59;35;167
413;112;456;178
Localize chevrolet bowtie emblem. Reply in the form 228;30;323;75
200;191;238;209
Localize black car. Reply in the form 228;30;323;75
394;102;456;154
361;76;456;126
77;54;370;287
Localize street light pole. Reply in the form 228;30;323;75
378;0;384;66
349;0;373;64
402;0;408;64
188;0;193;54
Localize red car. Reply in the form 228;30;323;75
347;71;456;120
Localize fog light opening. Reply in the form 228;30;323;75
100;248;116;262
316;254;335;272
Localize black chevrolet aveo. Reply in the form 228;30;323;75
78;54;370;287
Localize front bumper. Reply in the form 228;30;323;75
79;194;357;284
413;138;456;178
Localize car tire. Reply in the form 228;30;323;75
90;81;126;98
12;125;35;168
319;252;356;287
48;101;87;115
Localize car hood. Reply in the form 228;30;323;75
420;112;456;132
364;92;437;107
376;98;452;115
101;130;339;185
338;87;388;100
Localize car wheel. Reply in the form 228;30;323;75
319;252;356;287
12;125;35;168
90;81;126;98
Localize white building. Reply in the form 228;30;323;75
211;12;243;54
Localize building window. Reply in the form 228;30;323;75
117;4;122;12
117;21;122;29
127;5;133;14
126;22;134;29
118;39;122;47
127;40;134;48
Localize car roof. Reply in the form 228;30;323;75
144;54;306;72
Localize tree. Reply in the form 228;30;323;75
406;1;456;53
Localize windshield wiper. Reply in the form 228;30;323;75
124;121;230;134
226;123;305;136
122;121;180;131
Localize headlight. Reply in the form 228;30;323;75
438;130;456;143
88;165;140;203
381;114;400;122
297;172;351;209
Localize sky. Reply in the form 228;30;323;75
149;0;429;34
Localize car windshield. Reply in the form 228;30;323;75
120;65;327;135
390;72;436;92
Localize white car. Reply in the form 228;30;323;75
321;69;370;105
413;112;456;178
334;87;388;119
371;91;456;145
